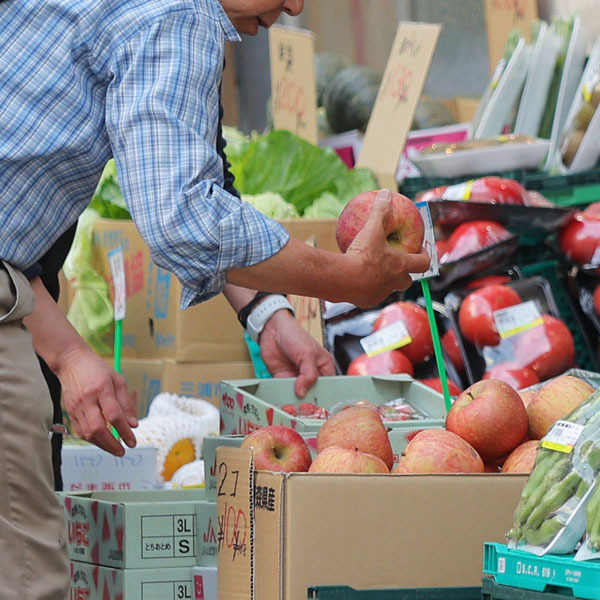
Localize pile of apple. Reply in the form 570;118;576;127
240;373;596;475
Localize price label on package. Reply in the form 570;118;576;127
108;246;126;320
360;321;412;357
493;300;543;339
541;420;585;453
412;201;439;280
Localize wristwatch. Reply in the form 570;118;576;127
246;294;295;343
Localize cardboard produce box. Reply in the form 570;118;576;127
91;218;249;362
217;447;527;599
278;218;338;253
60;489;213;569
69;561;193;600
219;374;446;435
117;358;255;418
191;566;217;600
61;441;160;492
195;501;218;568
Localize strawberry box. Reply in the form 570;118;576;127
219;374;447;438
60;489;213;569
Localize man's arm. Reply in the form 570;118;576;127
24;277;137;456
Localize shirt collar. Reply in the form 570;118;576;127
214;1;241;42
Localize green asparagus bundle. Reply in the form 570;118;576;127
574;473;600;560
507;387;600;554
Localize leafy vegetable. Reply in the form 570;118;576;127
243;192;300;219
89;160;130;219
227;129;376;215
303;192;347;219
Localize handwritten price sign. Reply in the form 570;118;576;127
268;25;318;145
356;22;441;187
217;447;253;599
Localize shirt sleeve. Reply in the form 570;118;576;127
104;11;289;308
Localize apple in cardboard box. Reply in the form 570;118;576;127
519;389;537;410
514;315;575;381
335;190;425;254
527;375;594;440
372;302;433;365
392;429;484;474
458;284;522;347
241;425;312;473
446;378;528;461
482;361;540;390
308;446;389;474
501;440;539;474
316;405;394;470
346;349;414;377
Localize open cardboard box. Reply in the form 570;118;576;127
217;447;527;599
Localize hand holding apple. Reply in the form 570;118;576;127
241;425;312;472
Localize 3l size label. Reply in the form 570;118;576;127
493;300;543;338
360;321;412;357
541;421;585;453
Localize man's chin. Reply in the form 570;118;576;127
232;17;260;36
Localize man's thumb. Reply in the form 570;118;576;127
367;188;392;226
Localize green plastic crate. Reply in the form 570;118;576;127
520;260;599;372
482;576;578;600
307;586;482;600
524;167;600;208
483;542;600;599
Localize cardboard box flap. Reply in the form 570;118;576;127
217;446;254;600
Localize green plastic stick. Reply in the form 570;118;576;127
420;278;452;412
111;320;123;440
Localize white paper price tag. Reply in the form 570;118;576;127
108;246;126;321
541;420;585;453
493;300;542;339
360;321;412;357
411;201;439;281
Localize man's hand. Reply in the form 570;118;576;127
56;347;138;456
258;309;335;397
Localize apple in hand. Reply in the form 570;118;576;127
482;361;540;390
392;429;484;474
347;349;414;377
335;190;425;253
458;284;522;347
241;425;312;472
316;405;394;470
372;302;433;365
419;378;462;396
513;315;575;381
501;440;539;474
440;220;512;264
446;378;528;461
308;446;389;473
527;375;594;440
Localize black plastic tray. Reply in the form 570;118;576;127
308;585;482;600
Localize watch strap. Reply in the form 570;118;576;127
246;295;295;343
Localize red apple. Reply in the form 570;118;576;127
416;186;448;203
440;220;512;263
501;440;540;474
335;190;425;253
594;283;600;316
346;349;414;377
513;315;575;381
316;406;394;470
465;274;512;290
526;191;554;207
458;284;523;347
419;377;462;396
308;446;389;473
583;202;600;218
469;177;528;205
484;463;501;473
441;328;466;376
482;361;540;390
436;239;450;261
527;375;594;440
392;429;484;474
559;212;600;265
372;302;433;365
446;378;528;461
241;425;312;472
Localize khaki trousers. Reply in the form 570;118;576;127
0;261;69;599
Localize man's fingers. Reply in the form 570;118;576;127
81;401;126;456
294;354;321;398
114;373;138;428
317;350;336;376
98;386;137;450
403;247;431;274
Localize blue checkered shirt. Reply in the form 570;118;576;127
0;0;289;306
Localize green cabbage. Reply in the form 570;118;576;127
243;192;300;219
